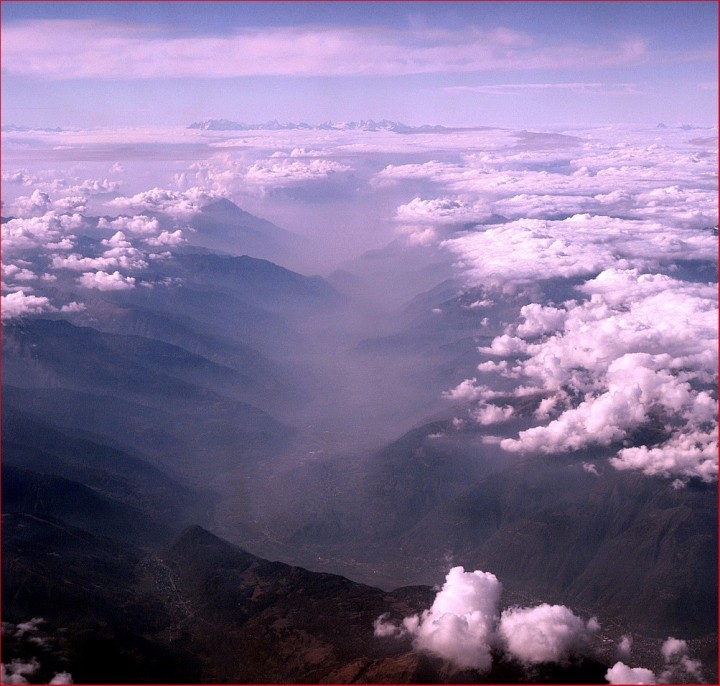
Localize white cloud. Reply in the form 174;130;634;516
238;157;353;192
76;270;136;291
606;637;703;684
1;212;82;255
375;567;600;672
97;215;160;235
458;269;720;483
144;229;186;246
1;21;650;79
402;566;503;671
498;604;599;665
471;403;515;425
1;291;54;319
606;662;656;684
49;673;73;685
108;187;218;218
395;197;490;225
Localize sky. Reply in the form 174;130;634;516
1;1;717;129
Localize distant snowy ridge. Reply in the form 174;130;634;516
187;118;447;132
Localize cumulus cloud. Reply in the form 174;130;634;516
658;637;703;683
375;567;598;672
1;20;649;79
108;187;218;218
498;603;599;665
606;662;656;684
1;291;54;320
144;229;186;246
97;215;160;235
441;214;716;288
1;212;82;255
243;158;352;186
77;270;136;291
605;636;703;684
472;403;515;425
451;269;719;483
1;659;39;684
49;672;73;684
395;197;490;225
401;567;502;671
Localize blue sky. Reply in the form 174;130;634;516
2;1;717;129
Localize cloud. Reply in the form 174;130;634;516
606;662;656;684
0;659;39;684
76;270;136;291
375;567;599;672
616;635;632;660
489;270;718;482
1;291;54;320
402;566;503;671
144;229;186;246
498;603;599;665
447;82;640;95
97;215;160;235
108;187;218;218
243;158;352;187
471;403;515;425
441;214;717;288
2;212;82;255
395;197;491;225
658;637;703;683
1;20;650;80
605;637;703;684
49;673;73;684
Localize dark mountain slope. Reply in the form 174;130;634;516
188;198;307;262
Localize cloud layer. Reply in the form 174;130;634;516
2;20;649;79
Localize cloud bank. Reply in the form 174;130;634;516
2;21;649;80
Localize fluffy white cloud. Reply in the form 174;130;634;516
441;214;716;288
606;662;656;684
1;291;54;320
457;269;719;482
472;403;515;425
144;229;186;246
498;604;599;665
243;158;352;187
77;270;136;291
402;567;503;671
605;637;703;684
395;197;490;225
97;215;160;235
52;232;149;272
49;672;73;684
108;187;218;218
1;212;82;255
375;567;599;672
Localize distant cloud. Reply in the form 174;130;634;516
447;82;642;95
1;20;650;79
77;270;136;291
606;636;703;684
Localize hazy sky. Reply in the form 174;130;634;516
1;1;717;129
